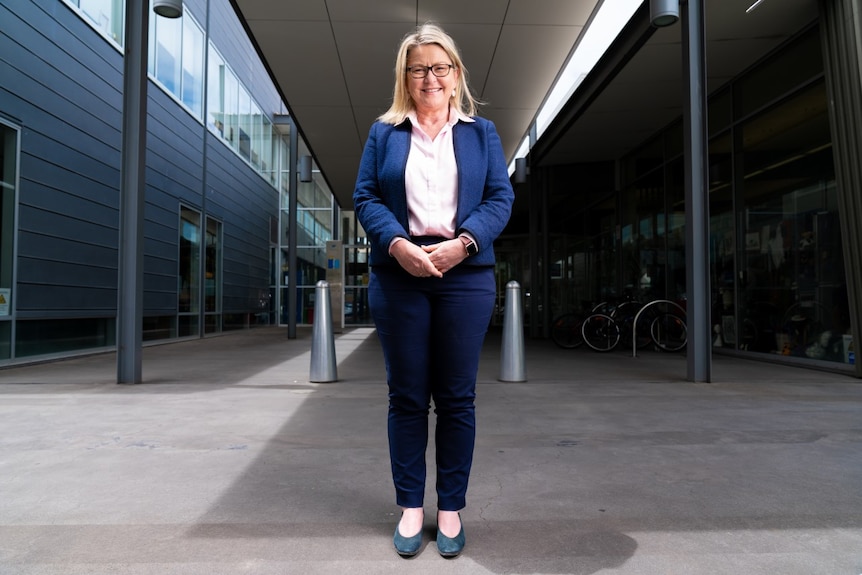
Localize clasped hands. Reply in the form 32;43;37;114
391;238;467;278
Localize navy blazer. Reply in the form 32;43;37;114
353;116;514;267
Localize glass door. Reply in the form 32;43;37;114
344;243;372;326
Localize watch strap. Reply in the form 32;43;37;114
459;235;478;256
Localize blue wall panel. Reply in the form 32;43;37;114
1;0;282;335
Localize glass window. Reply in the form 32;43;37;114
150;7;205;119
298;175;334;209
250;100;262;168
0;122;18;360
207;45;225;136
708;132;737;348
665;158;686;300
204;217;222;333
204;39;281;186
223;67;239;149
620;169;665;301
70;0;124;45
16;318;115;358
261;116;274;182
621;136;663;187
179;206;201;318
737;81;848;362
143;316;175;341
279;133;291;207
587;194;618;302
709;89;732;138
181;16;204;117
237;86;251;160
736;27;823;118
665;121;684;162
153;13;182;94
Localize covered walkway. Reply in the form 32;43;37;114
1;327;860;574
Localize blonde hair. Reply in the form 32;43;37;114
378;23;480;124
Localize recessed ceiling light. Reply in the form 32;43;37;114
746;0;768;13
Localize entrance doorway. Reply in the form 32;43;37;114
344;243;372;326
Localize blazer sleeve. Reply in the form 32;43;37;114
352;123;409;261
456;118;514;256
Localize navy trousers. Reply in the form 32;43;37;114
368;264;496;511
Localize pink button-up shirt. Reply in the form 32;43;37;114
402;108;475;238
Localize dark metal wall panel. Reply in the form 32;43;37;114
2;1;123;317
1;0;282;323
17;258;116;289
146;89;206;207
205;138;274;313
820;0;862;377
19;151;119;209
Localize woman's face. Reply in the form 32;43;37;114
406;43;459;115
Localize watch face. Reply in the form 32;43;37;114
467;241;478;256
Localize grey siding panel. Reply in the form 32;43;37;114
144;211;179;246
205;138;275;313
19;130;119;194
17;231;117;269
3;2;124;104
16;284;117;315
18;258;116;287
143;290;177;312
5;0;124;316
22;182;118;230
0;36;122;143
3;0;282;327
142;78;202;316
18;205;115;247
20;153;118;210
147;90;205;179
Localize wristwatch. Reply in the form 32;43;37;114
459;235;478;257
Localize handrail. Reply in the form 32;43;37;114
631;299;688;358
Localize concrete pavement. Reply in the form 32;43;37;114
1;326;861;574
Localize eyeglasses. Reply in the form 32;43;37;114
406;64;454;79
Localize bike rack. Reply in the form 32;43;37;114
631;299;688;358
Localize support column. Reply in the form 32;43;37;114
117;0;149;384
287;119;298;339
682;0;711;382
819;0;862;377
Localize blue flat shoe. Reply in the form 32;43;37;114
436;516;465;557
393;521;422;557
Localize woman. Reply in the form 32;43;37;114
353;23;514;557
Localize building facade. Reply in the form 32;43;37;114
0;0;335;364
1;1;859;377
524;4;861;376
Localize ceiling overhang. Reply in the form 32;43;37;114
230;0;820;210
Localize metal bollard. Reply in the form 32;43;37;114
310;280;337;382
499;280;526;382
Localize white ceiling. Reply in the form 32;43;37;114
231;0;820;209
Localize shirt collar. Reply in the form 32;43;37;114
399;107;475;128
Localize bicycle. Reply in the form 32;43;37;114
650;312;687;352
625;298;688;354
550;301;608;349
581;312;621;352
611;299;660;350
557;297;687;353
550;312;587;349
